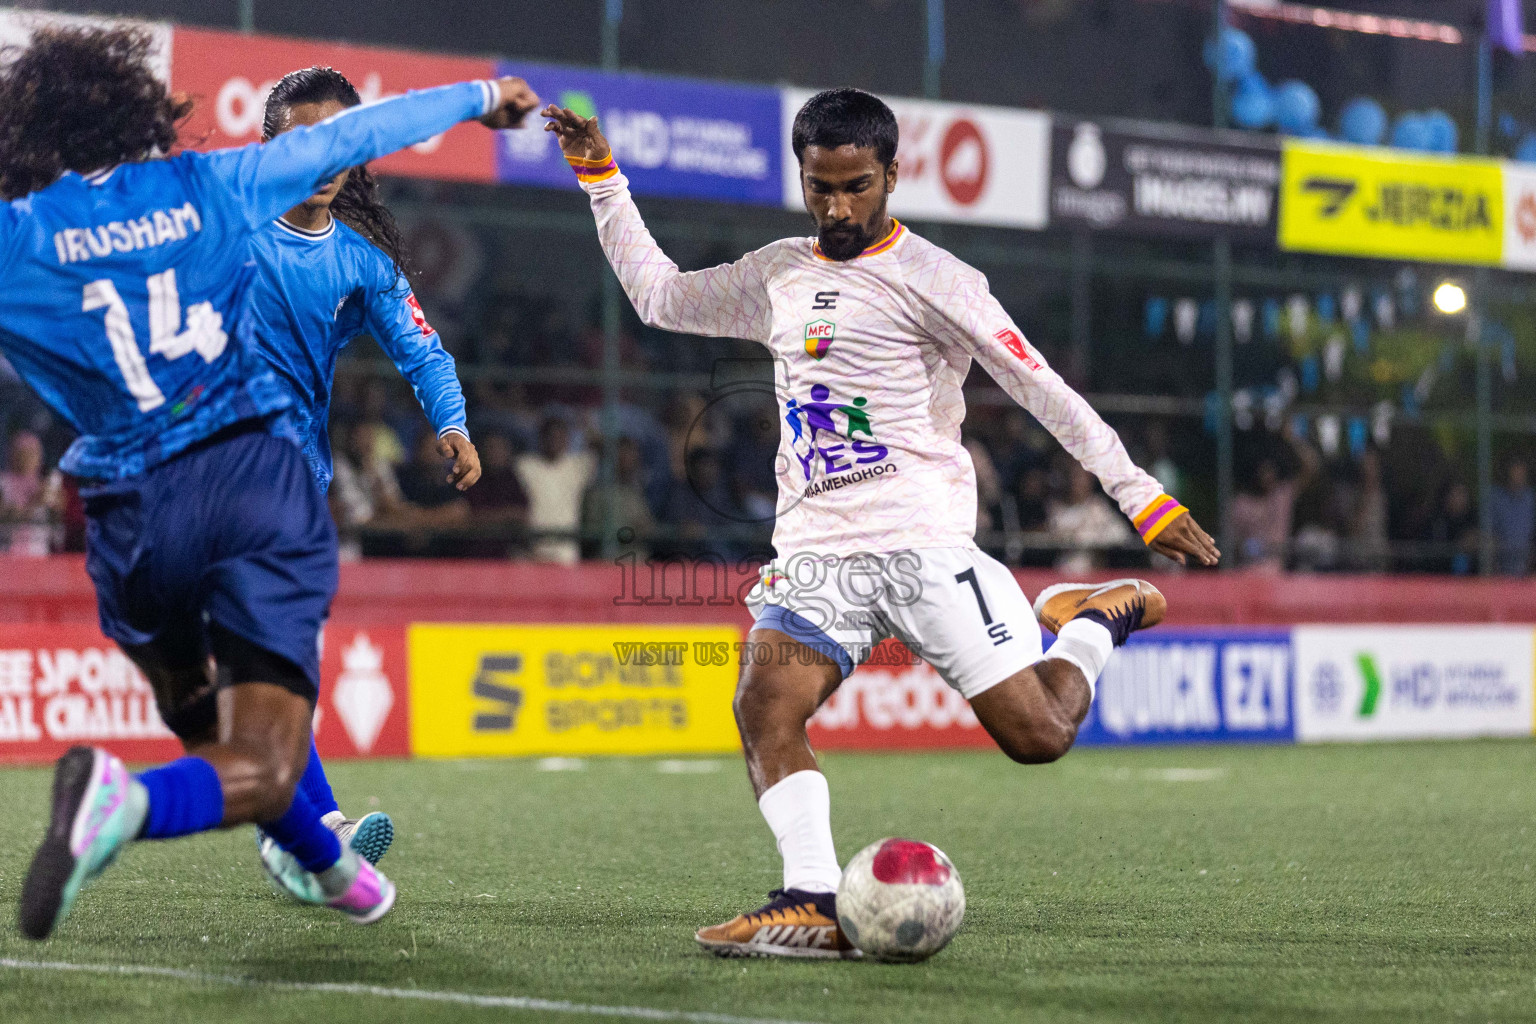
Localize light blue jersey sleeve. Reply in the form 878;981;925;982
365;258;468;440
197;80;497;234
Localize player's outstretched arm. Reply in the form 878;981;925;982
205;78;540;234
542;105;772;343
366;270;478;490
922;262;1219;567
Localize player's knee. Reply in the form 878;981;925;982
997;715;1077;765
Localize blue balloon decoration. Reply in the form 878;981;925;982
1299;355;1320;393
1144;297;1169;340
1421;109;1458;153
1262;297;1282;341
1204;27;1257;84
1231;72;1275;129
1499;112;1522;140
1516;133;1536;163
1391;113;1432;151
1350;318;1370;355
1339;97;1387;146
1274;80;1321;135
1315;293;1336;323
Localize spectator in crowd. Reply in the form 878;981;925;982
1344;448;1390;572
358;377;410;467
1490;459;1533;575
658;447;745;562
330;421;406;532
1046;464;1133;574
1427;480;1480;574
725;408;780;524
516;415;595;565
581;436;655;559
394;430;472;555
0;430;60;555
1144;419;1183;501
1231;428;1316;571
965;432;1003;540
465;432;530;557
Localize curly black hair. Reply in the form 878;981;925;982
791;88;898;168
263;66;412;284
0;25;191;200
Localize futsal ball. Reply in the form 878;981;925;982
836;837;965;963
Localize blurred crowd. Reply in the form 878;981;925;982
2;365;1531;576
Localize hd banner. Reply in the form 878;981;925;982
496;62;782;205
1049;119;1280;242
408;623;741;757
782;89;1051;230
1279;141;1504;266
1293;625;1534;742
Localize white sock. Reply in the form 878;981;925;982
1045;617;1115;697
757;770;841;894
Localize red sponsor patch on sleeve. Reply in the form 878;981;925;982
406;292;436;337
994;328;1041;370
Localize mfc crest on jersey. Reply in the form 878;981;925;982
0;79;497;481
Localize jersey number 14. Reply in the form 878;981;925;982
83;268;230;413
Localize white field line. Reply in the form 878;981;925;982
0;958;823;1024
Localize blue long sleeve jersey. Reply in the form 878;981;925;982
0;79;496;481
249;217;467;492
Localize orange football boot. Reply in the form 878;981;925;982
695;888;860;959
1032;578;1166;640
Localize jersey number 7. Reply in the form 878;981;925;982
83;269;229;413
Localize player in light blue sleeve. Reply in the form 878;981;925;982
246;66;482;878
0;25;538;939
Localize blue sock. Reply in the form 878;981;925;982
136;758;225;840
298;736;339;818
262;786;342;874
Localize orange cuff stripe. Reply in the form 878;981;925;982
566;153;619;182
1134;496;1188;543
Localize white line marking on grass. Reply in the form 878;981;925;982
536;758;587;772
0;958;823;1024
1141;767;1228;782
656;760;723;774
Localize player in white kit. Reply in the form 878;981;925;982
543;90;1220;958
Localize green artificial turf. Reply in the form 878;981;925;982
1;741;1534;1023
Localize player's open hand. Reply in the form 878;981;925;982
541;104;611;163
1149;513;1220;567
479;77;541;129
438;432;482;491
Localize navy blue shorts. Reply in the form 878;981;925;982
82;424;338;704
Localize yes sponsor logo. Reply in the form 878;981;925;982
783;382;894;496
1294;626;1534;742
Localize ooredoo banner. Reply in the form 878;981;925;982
808;645;992;751
496;61;782;205
1293;625;1534;742
1501;163;1536;271
408;623;741;757
1074;629;1294;746
169;26;497;183
781;89;1050;230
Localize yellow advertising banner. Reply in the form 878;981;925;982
1279;141;1503;266
408;623;742;757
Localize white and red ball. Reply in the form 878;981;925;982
836;837;965;962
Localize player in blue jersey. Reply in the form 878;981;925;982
246;67;482;876
0;25;538;939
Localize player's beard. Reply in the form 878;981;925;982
817;199;888;261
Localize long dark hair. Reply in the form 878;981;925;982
263;66;411;282
0;25;192;200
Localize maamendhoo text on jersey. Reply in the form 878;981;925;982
53;202;203;264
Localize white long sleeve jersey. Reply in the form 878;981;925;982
582;170;1171;556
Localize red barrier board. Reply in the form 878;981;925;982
807;643;993;751
170;26;497;183
0;622;409;764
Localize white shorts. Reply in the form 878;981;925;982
744;547;1044;699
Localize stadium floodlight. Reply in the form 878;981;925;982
1432;281;1467;315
